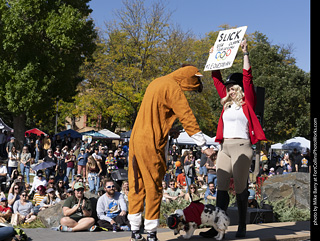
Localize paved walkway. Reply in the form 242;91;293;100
23;221;310;241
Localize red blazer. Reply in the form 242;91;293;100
212;68;267;144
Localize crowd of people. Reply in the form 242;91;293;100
0;129;310;239
0;131;130;230
0;136;310;241
259;148;311;177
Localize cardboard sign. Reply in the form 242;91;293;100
204;26;247;71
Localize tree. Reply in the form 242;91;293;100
68;0;196;131
0;0;97;145
179;27;310;142
61;4;310;143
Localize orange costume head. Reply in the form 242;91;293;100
168;65;203;92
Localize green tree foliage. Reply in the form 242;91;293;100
63;1;310;143
70;0;196;130
0;0;97;141
2;0;309;143
185;29;310;142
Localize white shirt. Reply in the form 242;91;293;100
0;164;7;174
8;152;19;167
29;176;48;195
223;103;249;139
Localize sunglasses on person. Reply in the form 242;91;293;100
105;185;115;189
75;188;84;192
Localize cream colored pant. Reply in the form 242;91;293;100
216;139;253;194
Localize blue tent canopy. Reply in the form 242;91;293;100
55;129;82;139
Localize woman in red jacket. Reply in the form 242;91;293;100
200;39;267;239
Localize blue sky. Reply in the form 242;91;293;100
88;0;310;72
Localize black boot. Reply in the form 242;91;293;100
235;189;249;238
199;190;229;238
216;190;230;212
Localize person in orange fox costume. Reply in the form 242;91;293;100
128;65;214;241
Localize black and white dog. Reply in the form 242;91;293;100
164;202;230;240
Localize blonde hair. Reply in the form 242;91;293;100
221;84;245;109
87;156;97;169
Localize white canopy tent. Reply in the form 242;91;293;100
282;137;310;150
270;143;283;150
173;131;219;146
270;137;310;154
98;129;122;140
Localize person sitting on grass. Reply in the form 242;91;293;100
13;190;36;224
96;179;130;232
39;188;61;210
59;182;96;232
28;170;47;196
163;179;185;203
0;197;12;223
184;183;203;202
204;181;217;202
33;185;47;214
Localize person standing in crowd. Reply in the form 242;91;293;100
6;137;15;155
54;145;63;170
105;150;118;176
183;151;196;190
86;155;102;194
42;135;51;158
0;130;6;157
77;148;88;181
295;150;310;173
200;39;267;239
20;146;32;184
169;145;179;166
43;148;58;181
128;65;214;241
205;145;218;186
289;148;300;172
96;179;130;231
65;149;76;183
281;153;292;173
8;146;19;177
35;136;41;163
59;182;96;232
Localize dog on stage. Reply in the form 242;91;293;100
164;201;230;240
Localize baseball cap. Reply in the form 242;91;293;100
0;197;7;202
74;182;84;190
66;188;74;193
46;188;55;193
37;170;43;176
